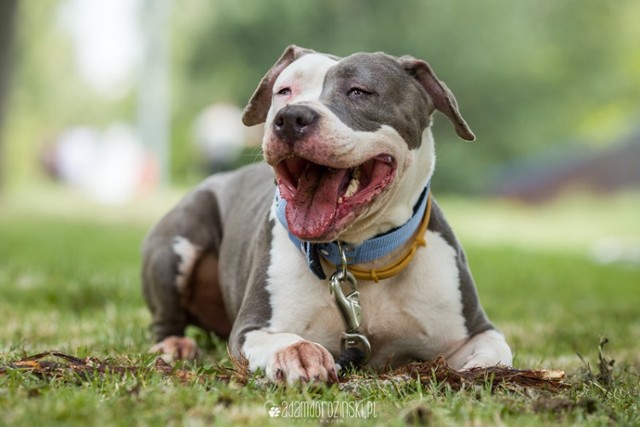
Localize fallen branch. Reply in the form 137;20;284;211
0;351;202;384
381;357;568;392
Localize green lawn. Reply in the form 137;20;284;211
1;186;639;426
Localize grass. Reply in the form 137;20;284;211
1;185;639;426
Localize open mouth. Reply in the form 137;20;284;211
275;154;396;240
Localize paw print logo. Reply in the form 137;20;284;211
265;401;281;418
268;405;281;418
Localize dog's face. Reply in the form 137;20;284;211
243;45;474;243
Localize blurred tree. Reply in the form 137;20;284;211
0;0;18;191
170;0;640;192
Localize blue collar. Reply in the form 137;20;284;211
274;182;430;280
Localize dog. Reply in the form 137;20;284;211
142;45;512;384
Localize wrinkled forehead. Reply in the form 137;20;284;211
273;53;338;99
273;52;413;99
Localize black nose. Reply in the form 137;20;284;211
273;105;319;144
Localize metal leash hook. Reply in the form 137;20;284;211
329;269;360;330
329;242;372;366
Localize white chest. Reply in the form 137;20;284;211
266;221;470;367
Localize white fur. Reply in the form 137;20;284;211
241;206;477;370
448;329;513;369
269;53;337;120
242;330;305;375
172;236;201;292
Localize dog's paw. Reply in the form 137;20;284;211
460;351;510;370
449;330;513;370
266;340;338;385
149;335;199;363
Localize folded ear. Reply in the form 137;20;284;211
398;56;475;141
242;45;314;126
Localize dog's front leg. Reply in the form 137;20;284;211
233;329;338;384
225;216;338;385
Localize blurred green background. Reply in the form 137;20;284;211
1;6;639;423
1;0;639;196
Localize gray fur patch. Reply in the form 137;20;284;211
320;53;431;149
426;197;494;336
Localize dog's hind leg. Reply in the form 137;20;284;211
141;186;229;361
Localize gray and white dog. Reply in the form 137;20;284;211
142;45;512;384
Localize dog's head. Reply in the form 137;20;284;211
243;45;474;243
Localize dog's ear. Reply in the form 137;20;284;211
242;45;314;126
398;56;475;141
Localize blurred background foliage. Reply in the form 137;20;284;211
1;0;639;194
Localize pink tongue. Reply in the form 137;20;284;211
286;164;349;240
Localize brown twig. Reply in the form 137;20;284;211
0;351;202;384
382;357;568;392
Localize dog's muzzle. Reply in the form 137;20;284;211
273;105;319;146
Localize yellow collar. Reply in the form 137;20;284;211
345;192;432;282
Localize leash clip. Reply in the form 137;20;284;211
329;242;372;366
329;269;362;332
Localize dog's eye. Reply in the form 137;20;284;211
347;87;372;98
276;87;291;96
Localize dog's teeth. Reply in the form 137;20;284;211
344;179;359;198
343;168;361;199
